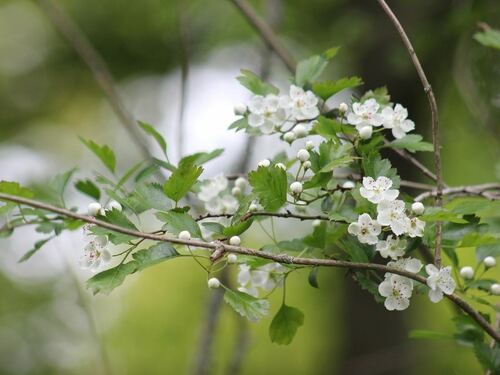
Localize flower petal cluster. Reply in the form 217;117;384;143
381;104;415;139
360;176;399;204
346;98;383;131
376;235;407;260
347;213;381;244
197;174;238;215
248;95;287;134
79;235;111;272
425;264;456;303
279;85;320;121
237;262;285;297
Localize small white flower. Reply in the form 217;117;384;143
377;200;408;236
283;131;296;143
490;283;500;295
292;124;308;138
290;181;303;194
381;103;415;139
425;264;456;303
484;256;496;268
106;200;122;212
258;159;271;168
312;219;322;227
348;213;381;245
378;274;413;311
360;176;399;204
459;266;474;280
249;202;259;212
87;202;102;216
302;161;311;169
227;254;238;264
280;85;319;121
341;180;355;189
198;174;228;202
237;262;285;297
233;103;247;115
179;230;191;241
406;216;425;238
346;98;383;131
208;277;221;289
79;238;111;272
231;187;242;196
229;236;241;246
376;235;406;260
358;125;373;140
235;177;247;190
388;257;423;275
411;202;425;215
275;163;287;170
297;149;310;162
339;102;348;113
305;140;314;150
248;94;286;133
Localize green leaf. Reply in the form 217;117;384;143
0;181;34;215
163;158;203;203
223;288;270;322
18;237;54;262
269;304;304;345
389;134;434;153
308;267;320;288
116;161;145;190
360;87;391;106
408;330;452;340
138;121;168;157
132;242;179;270
445;197;495;216
156;210;202;238
75;179;101;200
79;138;116;174
182;149;224;166
201;222;225;235
312;76;363;100
86;262;138;295
32;169;76;207
223;219;253;237
362;153;400;187
237;69;279;95
133;183;171;211
295;47;340;86
228;117;249;132
474;26;500;50
101;208;138;230
420;207;468;224
474;341;500;373
476;244;500;262
248;166;287;212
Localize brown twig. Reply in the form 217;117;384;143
415;183;500;202
375;0;444;268
196;210;332;222
1;192;498;343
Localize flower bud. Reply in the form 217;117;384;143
491;283;500;295
312;219;322;227
275;163;287;170
459;266;474;280
484;256;496;268
208;277;221;289
283;132;296;143
229;236;241;246
179;230;191;241
235;177;247;189
342;180;355;189
339;102;348;113
297;149;310;162
411;202;425;215
87;202;102;216
305;141;314;151
258;159;271;168
234;103;247;115
358;126;373;140
231;187;242;196
292;124;308;138
227;254;238;264
290;181;303;194
303;161;311;169
249;203;259;212
107;200;122;212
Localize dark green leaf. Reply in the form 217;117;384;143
269;304;304;345
224;288;270;322
308;267;319;288
86;261;139;295
248;166;287;212
360;87;390;106
163;158;203;203
75;179;101;200
156;210;202;238
474;342;500;373
132;242;179;270
223;219;253;237
79;138;116;173
312;76;363;100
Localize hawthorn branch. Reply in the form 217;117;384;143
1;192;498;343
196;210;332;222
414;183;500;202
375;0;444;268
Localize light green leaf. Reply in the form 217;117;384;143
183;149;224;166
237;69;279;95
156;210;202;238
223;288;269;322
134;183;171;211
86;262;138;295
163;158;203;203
312;76;363;100
389;134;434;153
228;117;249;132
269;304;304;345
138;121;168;157
79;138;116;174
295;47;340;86
223;219;253;237
476;244;500;262
360;87;391;105
0;181;34;215
420;208;468;224
474;26;500;50
362;153;400;188
75;179;101;200
248;166;287;212
132;242;179;270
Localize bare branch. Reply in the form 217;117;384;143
1;192;498;343
415;183;500;202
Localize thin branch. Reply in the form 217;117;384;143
375;0;444;267
177;0;190;161
229;0;296;73
37;0;158;169
414;183;500;202
196;210;332;222
1;192;498;343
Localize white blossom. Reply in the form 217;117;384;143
79;236;111;272
87;202;102;216
248;94;286;133
341;180;355;189
179;230;191;241
208;277;221;289
346;98;384;131
290;181;303;194
348;213;381;245
411;202;425;215
381;103;415;139
377;200;408;236
106;200;122;212
378;274;413;311
283;131;296;143
425;264;456;303
258;159;271;168
303;161;311;169
459;266;474;280
229;236;241;246
292;124;308;138
387;257;423;274
490;283;500;295
235;177;247;190
279;85;319;121
305;140;314;150
359;176;399;204
297;149;310;162
406;216;425;238
275;163;287;170
234;103;247;115
237;262;285;297
339;102;348;113
484;256;496;268
198;175;238;215
227;254;238;264
358;125;373;140
231;187;241;196
376;235;407;260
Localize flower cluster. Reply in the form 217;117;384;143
242;85;320;135
79;234;111;272
345;99;415;139
197;174;239;215
237;262;286;297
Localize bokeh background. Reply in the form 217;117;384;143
0;0;499;374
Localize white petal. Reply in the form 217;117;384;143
428;288;443;303
425;264;438;276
